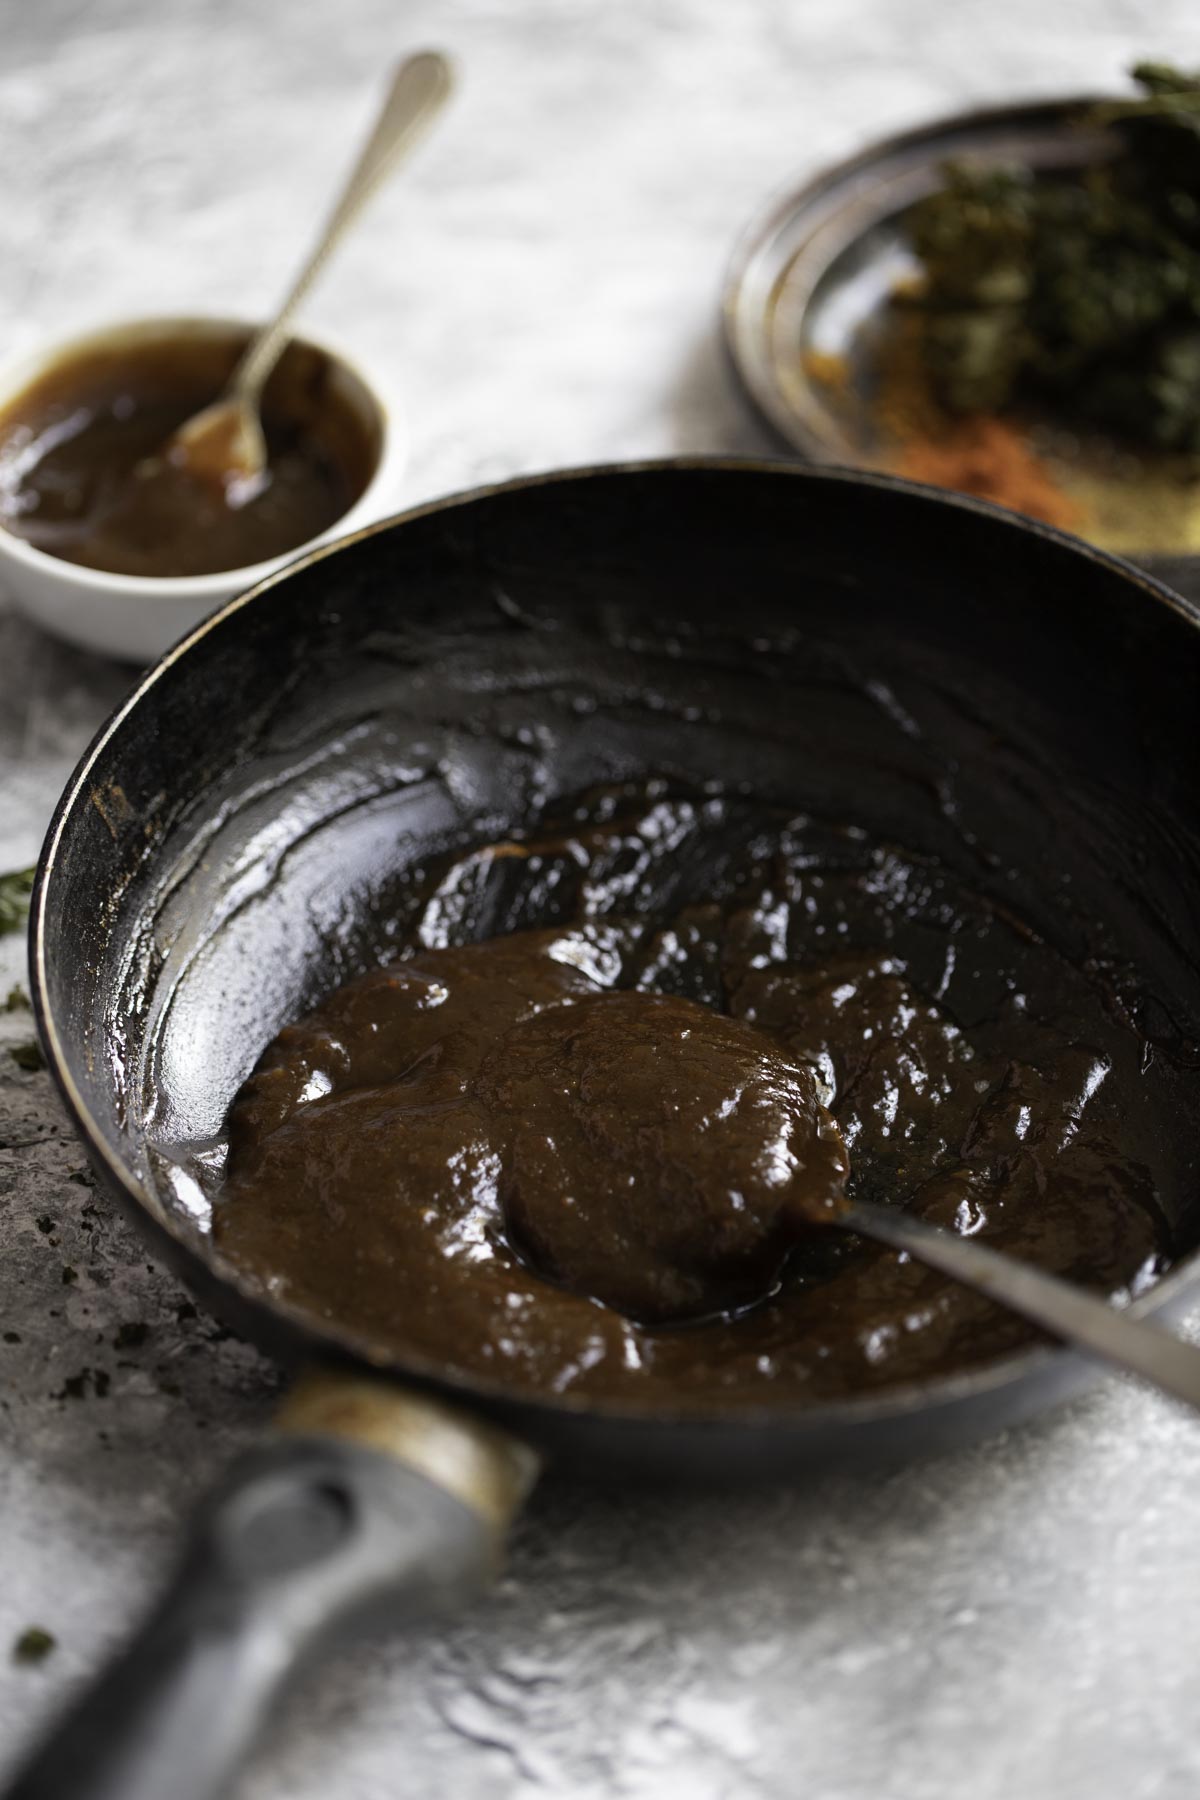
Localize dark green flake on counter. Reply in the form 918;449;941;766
10;1040;45;1073
12;1627;56;1666
54;1367;110;1401
0;868;35;937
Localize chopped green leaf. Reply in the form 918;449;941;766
904;63;1200;451
0;869;34;937
12;1627;56;1665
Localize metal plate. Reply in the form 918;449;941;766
723;96;1200;602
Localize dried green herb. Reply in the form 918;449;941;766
10;1040;45;1073
12;1627;55;1665
0;868;34;937
905;63;1200;450
3;986;30;1012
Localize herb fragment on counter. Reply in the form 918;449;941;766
0;868;34;936
3;985;30;1012
12;1627;56;1666
54;1367;110;1401
114;1320;150;1349
901;62;1200;453
10;1040;45;1073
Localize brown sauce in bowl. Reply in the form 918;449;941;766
0;331;379;579
212;784;1185;1410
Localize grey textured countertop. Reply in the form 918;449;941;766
3;3;1200;1796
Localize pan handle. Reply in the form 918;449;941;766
2;1373;539;1800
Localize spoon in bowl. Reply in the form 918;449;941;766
144;50;453;503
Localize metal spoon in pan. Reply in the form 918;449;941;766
830;1196;1200;1410
462;994;1200;1414
382;974;1200;1416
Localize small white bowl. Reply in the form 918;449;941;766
0;315;405;663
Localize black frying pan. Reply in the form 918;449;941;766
12;460;1200;1800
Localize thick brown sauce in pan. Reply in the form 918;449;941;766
215;784;1176;1406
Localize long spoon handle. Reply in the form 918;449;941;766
232;50;454;407
842;1198;1200;1411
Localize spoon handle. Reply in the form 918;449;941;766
232;50;454;406
842;1198;1200;1412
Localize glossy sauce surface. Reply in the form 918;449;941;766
215;785;1178;1407
0;334;377;578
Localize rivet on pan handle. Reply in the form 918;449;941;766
1;1369;541;1800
